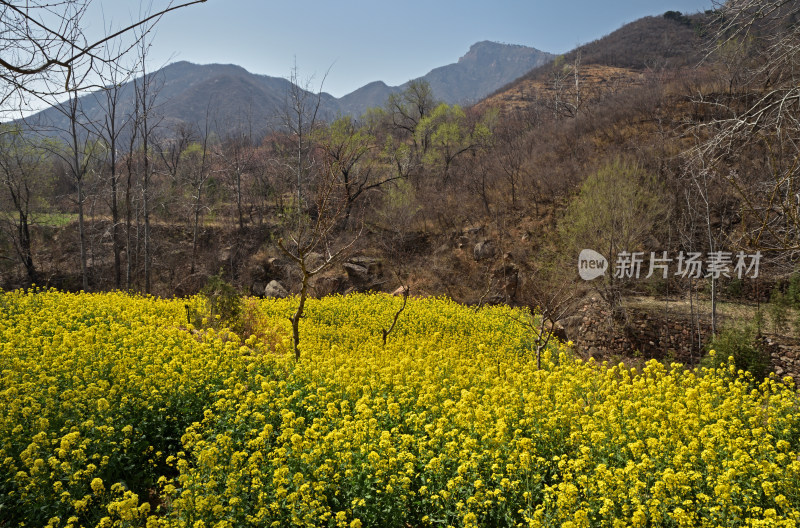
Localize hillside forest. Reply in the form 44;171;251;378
2;2;800;365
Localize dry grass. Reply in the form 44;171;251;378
624;294;800;335
624;294;764;323
477;64;645;114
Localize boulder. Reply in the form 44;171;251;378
342;262;370;283
264;280;289;299
348;256;383;276
313;275;347;297
561;315;584;340
474;240;496;261
218;245;233;263
434;243;451;255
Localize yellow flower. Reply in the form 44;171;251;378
90;477;104;494
3;291;800;527
96;398;110;413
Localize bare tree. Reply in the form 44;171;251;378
217;130;257;231
0;125;51;285
0;0;206;115
317;116;405;227
277;161;359;360
180;109;213;275
276;62;328;210
123;93;140;290
132;35;164;293
550;55;570;120
695;0;800;254
493;121;529;211
276;66;359;360
158;122;195;182
548;53;585;120
56;67;101;291
16;11;101;290
525;270;580;369
680;157;737;337
91;44;135;289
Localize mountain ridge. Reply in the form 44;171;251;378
23;41;554;137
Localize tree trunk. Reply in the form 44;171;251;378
110;154;121;289
70;101;89;291
290;263;310;361
18;210;36;285
143;169;150;293
135;200;141;291
125;168;133;290
77;176;88;291
711;276;717;337
191;186;202;274
236;171;244;231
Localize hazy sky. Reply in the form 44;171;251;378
91;0;716;98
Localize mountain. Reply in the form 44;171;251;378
25;62;340;139
23;41;554;138
336;81;395;117
338;41;554;115
423;41;554;104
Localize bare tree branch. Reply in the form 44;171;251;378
0;0;206;112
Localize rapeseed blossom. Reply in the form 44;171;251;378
1;289;799;527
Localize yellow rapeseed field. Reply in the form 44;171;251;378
1;289;799;527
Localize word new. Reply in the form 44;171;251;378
578;249;761;280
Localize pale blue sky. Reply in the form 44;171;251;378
93;0;715;98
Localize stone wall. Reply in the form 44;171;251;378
565;296;713;364
566;295;800;382
763;337;800;381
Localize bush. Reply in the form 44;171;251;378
200;271;244;332
701;324;770;379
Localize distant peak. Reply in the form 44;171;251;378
459;41;541;63
362;80;390;88
165;61;249;73
469;40;518;50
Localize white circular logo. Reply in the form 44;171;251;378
578;249;608;280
